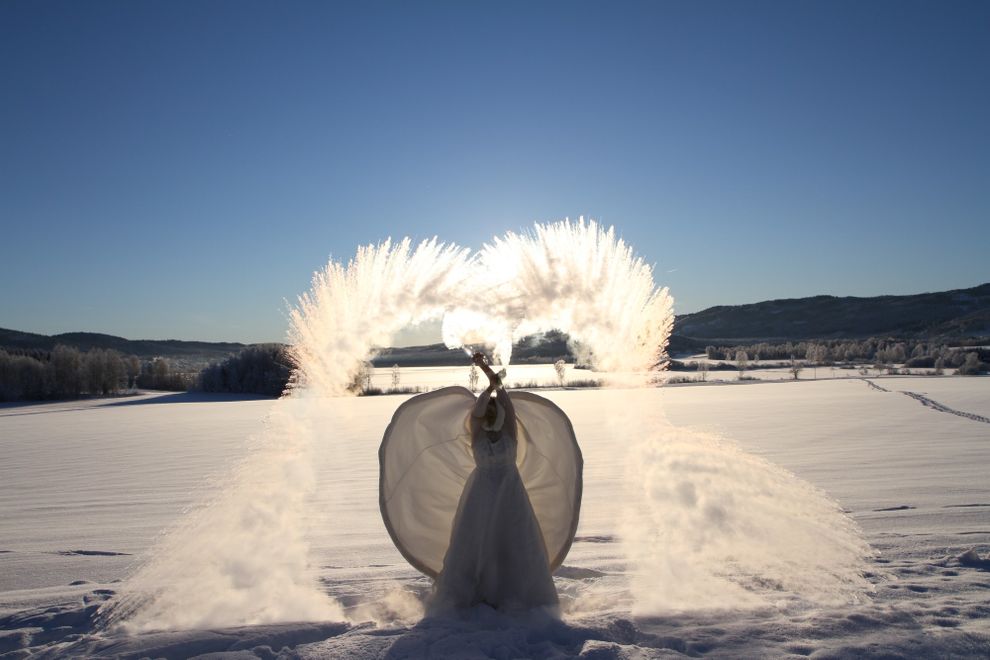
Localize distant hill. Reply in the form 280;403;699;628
674;283;990;342
0;328;248;361
4;283;987;368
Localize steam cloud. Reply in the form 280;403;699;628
102;400;343;631
617;409;874;613
289;218;674;394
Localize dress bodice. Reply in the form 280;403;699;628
471;431;518;471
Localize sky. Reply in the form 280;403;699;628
1;1;988;344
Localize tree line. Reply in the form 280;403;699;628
197;344;292;397
0;346;191;402
701;338;988;374
3;336;986;403
0;343;300;402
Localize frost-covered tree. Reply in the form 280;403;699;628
0;351;52;401
81;349;125;395
554;359;566;386
138;357;189;392
468;364;480;391
735;350;749;375
52;345;82;398
125;355;140;389
0;346;150;401
806;344;828;379
789;358;803;380
890;343;907;364
873;351;886;375
391;364;401;389
83;351;104;394
151;357;169;388
198;344;291;396
957;352;986;376
346;360;374;393
697;360;709;382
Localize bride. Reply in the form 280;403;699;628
379;353;583;612
434;353;558;609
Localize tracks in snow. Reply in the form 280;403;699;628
861;379;990;425
862;379;890;392
900;390;990;425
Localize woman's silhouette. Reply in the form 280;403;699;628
379;353;583;612
432;353;558;609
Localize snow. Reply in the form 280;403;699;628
878;376;990;420
0;393;270;595
1;377;988;658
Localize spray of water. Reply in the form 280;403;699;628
466;220;674;372
100;239;472;631
288;218;674;386
617;408;874;613
103;399;343;631
289;237;472;396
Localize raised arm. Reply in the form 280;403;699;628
471;352;499;418
495;384;516;431
473;353;502;386
471;353;516;431
472;378;497;418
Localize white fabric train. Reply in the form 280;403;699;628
379;386;583;579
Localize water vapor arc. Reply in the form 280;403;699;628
288;237;473;397
471;221;674;373
289;218;675;395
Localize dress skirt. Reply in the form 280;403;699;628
433;438;558;610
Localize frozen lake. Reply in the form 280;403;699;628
1;376;988;657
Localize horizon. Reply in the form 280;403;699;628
2;1;989;344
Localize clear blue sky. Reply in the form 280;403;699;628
2;1;988;343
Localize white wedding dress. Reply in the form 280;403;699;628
379;386;582;611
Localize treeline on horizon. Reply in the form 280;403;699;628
684;338;989;375
2;335;988;403
196;344;291;397
0;346;190;402
0;344;291;402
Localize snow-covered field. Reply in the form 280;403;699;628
367;361;936;390
1;376;989;658
368;363;579;391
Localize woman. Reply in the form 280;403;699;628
378;354;582;612
432;353;559;610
